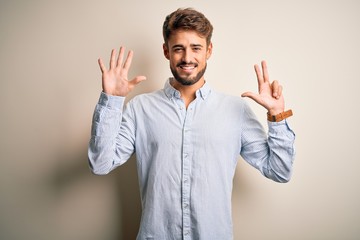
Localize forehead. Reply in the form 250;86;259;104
168;30;207;46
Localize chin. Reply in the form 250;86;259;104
177;78;198;86
171;65;207;86
173;73;201;86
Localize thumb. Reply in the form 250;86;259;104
241;92;263;105
129;75;147;86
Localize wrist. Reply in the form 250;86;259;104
267;109;293;122
268;108;284;116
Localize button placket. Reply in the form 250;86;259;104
181;102;195;239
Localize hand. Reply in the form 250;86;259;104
241;60;285;115
98;46;146;96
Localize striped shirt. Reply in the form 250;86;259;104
88;78;296;240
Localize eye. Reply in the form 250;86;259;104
193;47;202;52
173;47;183;52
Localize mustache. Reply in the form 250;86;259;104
176;61;198;67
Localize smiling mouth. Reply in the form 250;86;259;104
178;62;198;72
180;65;196;70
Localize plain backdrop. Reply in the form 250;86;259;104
1;0;359;239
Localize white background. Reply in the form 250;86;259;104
1;0;359;239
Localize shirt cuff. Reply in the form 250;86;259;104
267;119;295;138
98;92;125;110
267;119;287;127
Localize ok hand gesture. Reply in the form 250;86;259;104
98;47;146;96
241;61;285;115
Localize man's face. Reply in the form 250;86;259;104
163;30;212;86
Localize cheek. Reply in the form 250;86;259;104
170;55;181;64
169;58;178;68
197;55;208;65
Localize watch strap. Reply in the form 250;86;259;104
267;109;293;122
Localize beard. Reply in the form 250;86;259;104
170;61;207;86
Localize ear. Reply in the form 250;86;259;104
163;43;170;60
206;42;213;60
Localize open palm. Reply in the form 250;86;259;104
98;47;146;96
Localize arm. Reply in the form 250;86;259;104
88;47;146;175
241;61;295;182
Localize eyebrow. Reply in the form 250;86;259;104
171;44;204;49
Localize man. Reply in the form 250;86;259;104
88;8;295;240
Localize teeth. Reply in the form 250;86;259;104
181;66;195;69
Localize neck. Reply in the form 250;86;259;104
170;78;205;108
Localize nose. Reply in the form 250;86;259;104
182;48;193;63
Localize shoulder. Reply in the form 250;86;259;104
210;90;247;108
208;90;256;121
129;89;164;103
125;89;168;112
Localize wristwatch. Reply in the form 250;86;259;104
267;109;293;122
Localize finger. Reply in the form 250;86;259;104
123;50;134;70
271;80;283;99
109;49;116;69
254;64;264;92
271;80;279;98
277;85;283;99
116;46;125;68
98;58;106;73
254;64;263;83
262;60;269;82
129;75;147;86
241;91;263;106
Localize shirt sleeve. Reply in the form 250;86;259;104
88;92;136;175
240;103;296;183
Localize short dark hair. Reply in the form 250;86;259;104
163;8;213;46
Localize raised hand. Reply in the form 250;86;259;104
241;61;285;115
98;46;146;96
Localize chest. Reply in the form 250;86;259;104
135;99;242;150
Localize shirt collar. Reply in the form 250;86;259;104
164;78;211;100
